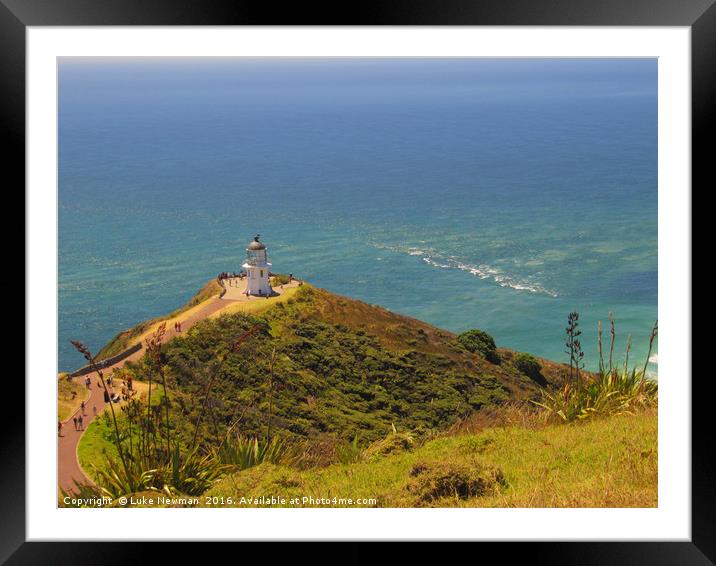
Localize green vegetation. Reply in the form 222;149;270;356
76;387;163;477
65;282;657;509
535;316;658;423
513;353;544;383
77;411;119;471
158;285;557;447
405;459;506;505
271;274;292;286
362;432;414;462
213;435;288;470
457;329;500;364
204;409;657;507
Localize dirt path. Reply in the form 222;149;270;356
58;279;301;493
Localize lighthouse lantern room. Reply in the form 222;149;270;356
242;234;273;296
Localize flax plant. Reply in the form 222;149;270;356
536;316;658;423
190;324;261;452
70;340;133;490
564;312;584;390
641;321;658;387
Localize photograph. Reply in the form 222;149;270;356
56;56;660;510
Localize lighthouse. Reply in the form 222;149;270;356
242;234;273;296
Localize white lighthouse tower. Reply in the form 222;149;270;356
242;234;273;296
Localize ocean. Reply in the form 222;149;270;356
58;58;657;373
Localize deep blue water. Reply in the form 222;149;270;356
59;58;657;373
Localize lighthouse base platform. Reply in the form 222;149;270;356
220;277;301;301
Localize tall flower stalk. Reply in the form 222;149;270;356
266;347;277;444
565;312;584;390
641;321;658;385
190;324;261;452
597;320;604;376
608;311;616;375
146;323;170;458
71;340;132;489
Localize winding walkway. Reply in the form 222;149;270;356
57;279;300;493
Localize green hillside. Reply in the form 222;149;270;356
66;283;657;508
155;285;566;448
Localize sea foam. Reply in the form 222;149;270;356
377;244;559;297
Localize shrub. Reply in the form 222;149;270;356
514;353;544;383
362;432;414;462
457;329;500;363
271;274;291;286
213;435;287;470
335;435;362;464
405;459;505;506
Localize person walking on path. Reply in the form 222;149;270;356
72;416;78;431
81;401;85;415
93;404;97;416
78;414;84;431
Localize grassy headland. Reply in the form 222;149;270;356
66;281;656;508
158;284;566;446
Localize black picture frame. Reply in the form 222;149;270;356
7;0;709;562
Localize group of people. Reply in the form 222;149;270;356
173;320;183;333
57;369;138;437
217;271;245;281
70;400;97;431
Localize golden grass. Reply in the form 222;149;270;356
209;284;303;318
58;376;90;421
204;409;657;508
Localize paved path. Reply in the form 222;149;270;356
58;278;300;493
57;294;230;492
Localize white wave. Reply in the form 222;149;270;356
422;257;452;269
421;254;558;297
370;242;558;297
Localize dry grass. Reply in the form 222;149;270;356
58;375;90;421
204;408;657;508
446;402;544;436
310;288;459;357
209;284;302;318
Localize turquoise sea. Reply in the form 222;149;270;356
59;58;657;373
